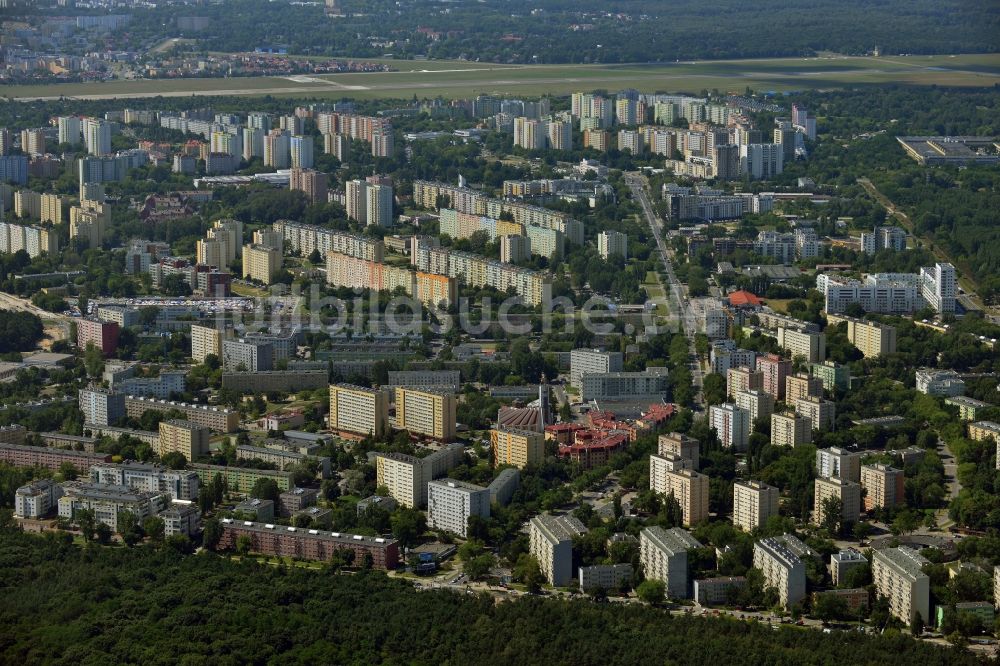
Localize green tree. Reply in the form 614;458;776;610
160;452;187;470
820;496;843;535
636;579;666;605
910;610;924;636
513;553;545;593
390;508;427;549
235;534;252;556
57;461;79;481
464;554;495;581
75;508;96;541
84;343;105;378
250;478;280;503
202;517;222;550
813;593;848;622
119;510;143;547
142;516;165;544
95;523;113;545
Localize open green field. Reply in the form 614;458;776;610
5;53;999;102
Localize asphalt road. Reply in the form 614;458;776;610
626;172;704;406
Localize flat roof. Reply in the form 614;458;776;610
531;513;587;543
874;546;930;580
642;526;702;555
220;518;398;548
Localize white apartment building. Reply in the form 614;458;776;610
387;370;461;392
733;480;779;532
366;183;394;227
815;447;862;482
579;368;669;402
14;479;63;518
90;462;200;501
83;118;112;156
860;226;906;255
161;504;202;537
569;348;624;388
58;482;169;532
579;564;633;591
872;547;930;625
739;143;783;180
818;265;956;315
427;478;491;538
597;230;628;259
831;549;868;586
710;340;756;375
919;262;956;315
500;234;531;263
79;387;126;426
915;368;965;397
529;513;588;587
753;537;806;609
640;526;702;599
709;403;750;451
649;453;691;494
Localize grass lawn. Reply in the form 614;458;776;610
762;298;793;313
9;53;999;101
642;271;670;315
231;282;269;297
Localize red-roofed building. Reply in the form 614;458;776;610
590;417;639;441
586;410;615;426
729;290;762;308
638;403;674;429
544;422;584;445
558;432;628;469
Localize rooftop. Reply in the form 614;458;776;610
429;478;488;494
220;518;398;548
874;546;930;581
531;513;587;544
756;537;804;569
729;290;762;307
62;482;164;503
642;526;702;555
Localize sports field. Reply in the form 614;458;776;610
5;53;999;101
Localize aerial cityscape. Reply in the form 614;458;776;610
0;0;999;663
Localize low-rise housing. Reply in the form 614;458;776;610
14;479;63;518
217;519;400;569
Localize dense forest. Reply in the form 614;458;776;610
0;310;44;354
771;87;1000;302
0;527;980;665
61;0;1000;63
